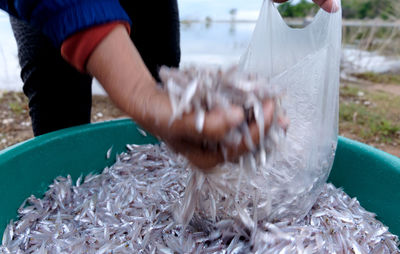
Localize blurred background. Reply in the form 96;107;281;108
0;0;399;157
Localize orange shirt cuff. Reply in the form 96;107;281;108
61;21;131;73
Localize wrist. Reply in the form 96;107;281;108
126;73;157;119
129;83;172;138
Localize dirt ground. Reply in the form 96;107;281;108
0;92;127;150
0;84;399;158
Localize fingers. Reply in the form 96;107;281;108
172;105;245;142
313;0;339;13
145;88;245;143
202;106;244;140
170;100;278;171
277;115;290;132
167;139;224;171
224;100;275;158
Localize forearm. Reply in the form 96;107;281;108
86;25;168;134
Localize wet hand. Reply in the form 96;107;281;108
134;87;277;171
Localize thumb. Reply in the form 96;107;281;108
313;0;339;13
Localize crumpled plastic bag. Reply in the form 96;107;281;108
238;0;342;220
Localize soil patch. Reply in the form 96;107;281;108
0;91;126;150
370;84;400;96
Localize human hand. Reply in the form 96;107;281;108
132;86;277;170
273;0;339;13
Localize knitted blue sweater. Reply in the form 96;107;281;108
0;0;131;47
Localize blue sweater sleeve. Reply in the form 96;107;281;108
0;0;10;13
3;0;131;47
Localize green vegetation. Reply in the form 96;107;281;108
353;72;400;85
278;0;399;20
342;0;397;20
339;85;400;144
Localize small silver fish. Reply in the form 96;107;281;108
137;127;148;137
1;144;398;253
106;146;113;159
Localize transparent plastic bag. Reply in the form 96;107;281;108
238;0;342;220
171;0;342;227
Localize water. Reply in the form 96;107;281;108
181;22;400;75
1;10;400;93
180;22;255;67
0;12;22;91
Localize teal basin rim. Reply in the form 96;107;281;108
0;118;137;158
337;136;400;169
0;119;399;237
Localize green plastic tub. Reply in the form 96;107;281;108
0;119;399;237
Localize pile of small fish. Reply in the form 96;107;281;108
160;66;332;226
1;143;398;253
160;66;285;160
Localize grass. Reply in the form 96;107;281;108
9;101;24;115
353;72;400;85
339;84;400;144
5;92;28;115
